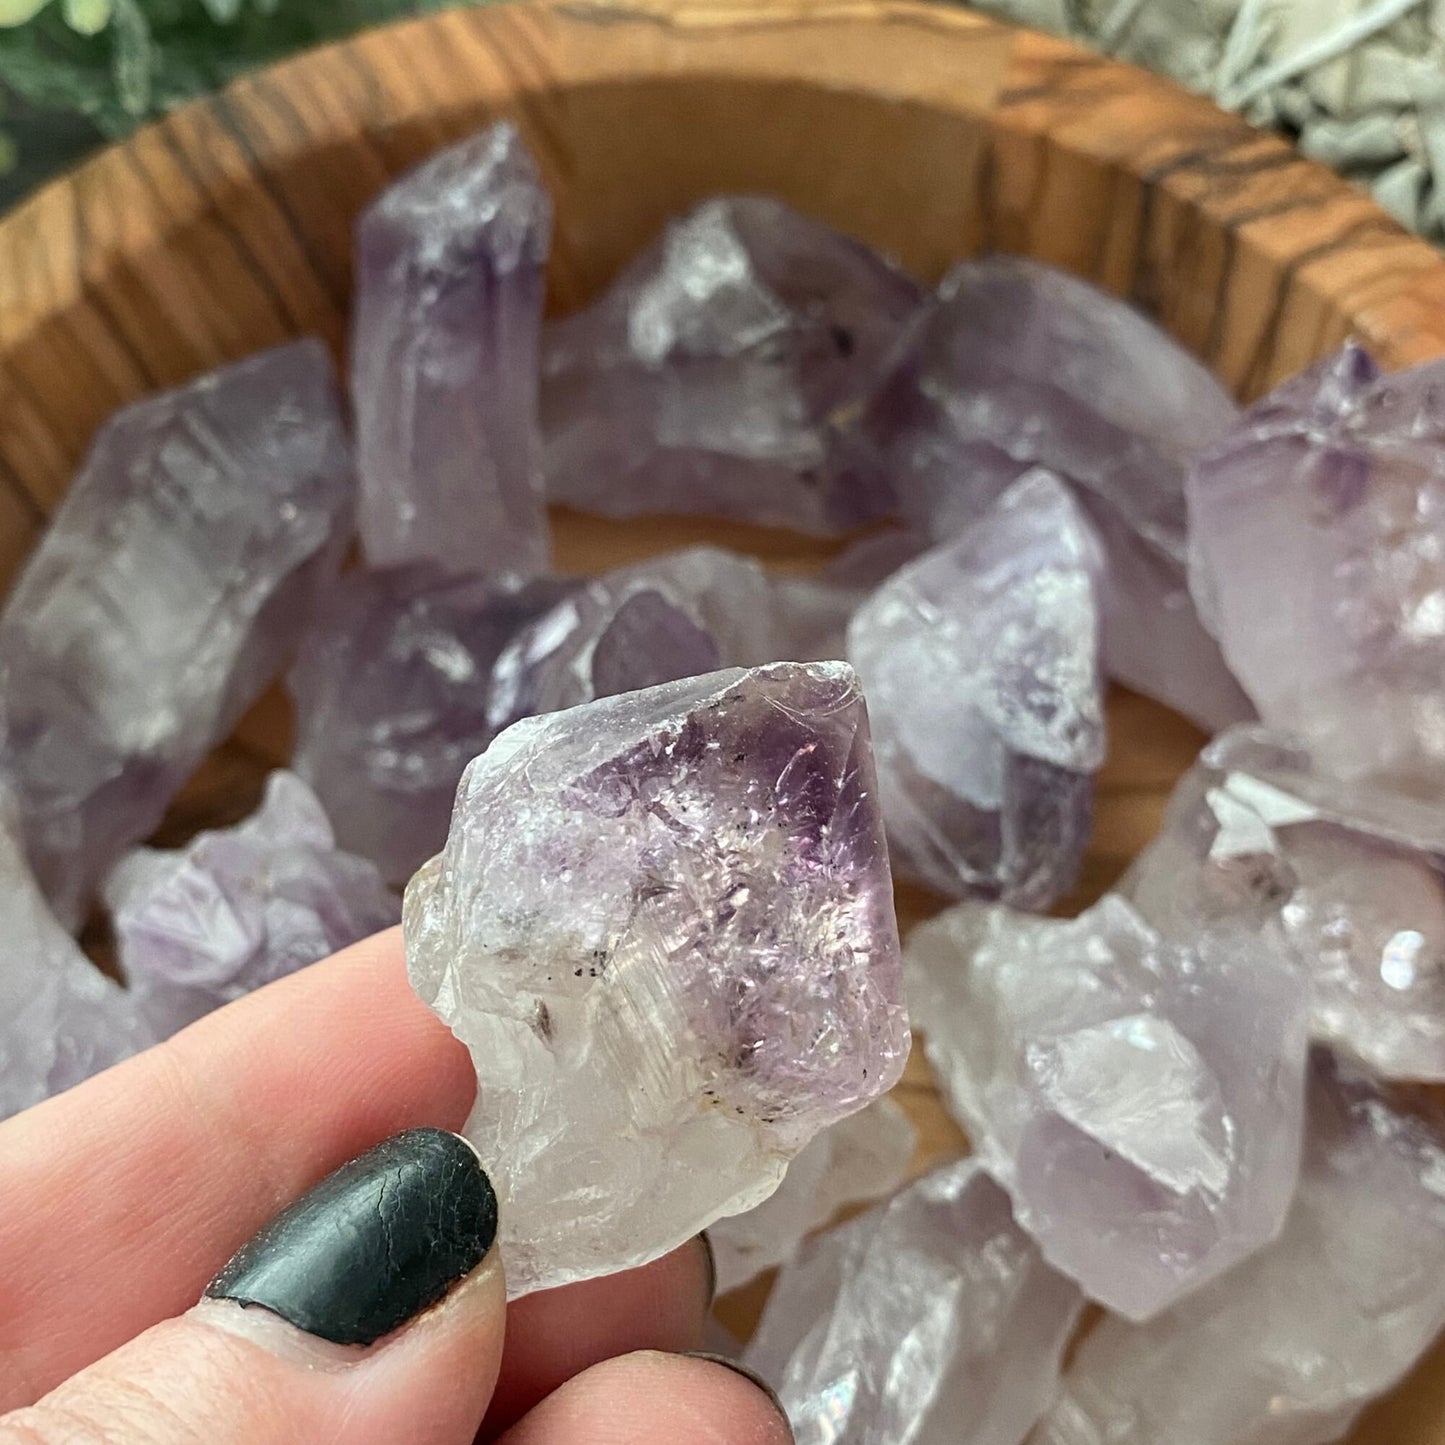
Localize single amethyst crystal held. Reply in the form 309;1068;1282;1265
1189;343;1445;785
405;661;910;1296
906;893;1309;1320
0;788;151;1120
743;1158;1084;1445
1037;1055;1445;1445
1128;726;1445;1081
289;567;575;883
105;771;399;1037
541;196;923;535
861;255;1249;730
0;340;352;927
709;1095;916;1295
486;547;775;732
847;471;1105;907
353;122;551;579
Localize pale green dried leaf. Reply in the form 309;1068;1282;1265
0;0;50;25
1374;153;1429;225
1300;110;1409;167
61;0;110;34
109;0;150;114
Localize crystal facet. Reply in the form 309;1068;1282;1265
1188;343;1445;784
847;471;1105;907
0;341;353;926
353;122;551;579
862;256;1249;730
709;1095;917;1295
541;196;923;535
769;531;927;663
289;567;575;883
104;771;399;1037
405;661;909;1296
743;1158;1084;1445
0;788;150;1119
1128;725;1445;1081
486;547;776;732
1037;1056;1445;1445
906;894;1309;1320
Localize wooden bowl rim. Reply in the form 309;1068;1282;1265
3;0;1444;377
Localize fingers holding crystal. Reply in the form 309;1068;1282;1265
0;1130;508;1445
493;1351;794;1445
0;930;476;1410
483;1239;715;1433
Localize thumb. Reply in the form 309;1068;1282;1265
0;1129;505;1445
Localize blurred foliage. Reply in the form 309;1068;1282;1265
0;0;481;209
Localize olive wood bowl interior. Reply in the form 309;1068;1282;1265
2;1;1445;1429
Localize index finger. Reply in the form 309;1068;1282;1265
0;927;477;1407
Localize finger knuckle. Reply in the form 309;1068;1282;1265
0;1373;198;1445
0;1415;56;1445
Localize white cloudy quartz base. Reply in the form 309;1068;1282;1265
709;1096;917;1296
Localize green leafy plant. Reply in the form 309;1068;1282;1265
0;0;480;206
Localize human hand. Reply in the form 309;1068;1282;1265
0;929;791;1443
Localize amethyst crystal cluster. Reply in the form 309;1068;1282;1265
1126;727;1445;1082
1189;344;1445;784
353;123;552;581
856;255;1253;733
0;340;391;1119
5;110;1445;1438
745;1158;1084;1445
0;340;353;929
908;895;1309;1320
0;784;151;1119
1037;1055;1445;1445
105;771;399;1037
542;195;922;534
483;546;776;731
289;567;577;884
848;472;1105;905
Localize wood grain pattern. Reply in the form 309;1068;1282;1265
2;2;1445;1434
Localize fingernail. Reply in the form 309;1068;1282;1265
679;1352;792;1435
205;1128;498;1347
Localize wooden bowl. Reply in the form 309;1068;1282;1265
3;1;1445;1433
